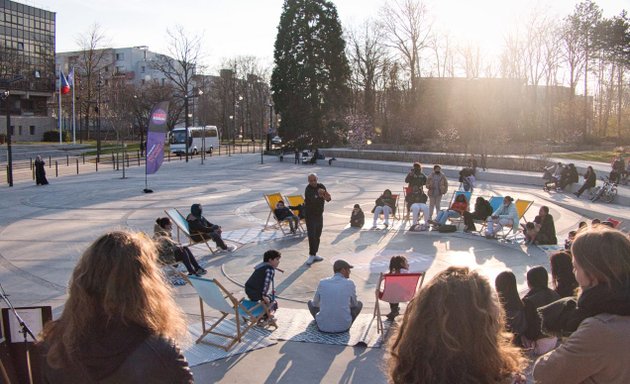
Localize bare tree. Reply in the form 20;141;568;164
346;19;387;119
427;31;455;78
151;25;204;130
75;24;112;143
458;42;482;78
379;0;433;92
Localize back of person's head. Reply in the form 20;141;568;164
388;255;408;274
571;226;630;290
591;218;601;225
578;221;587;229
191;203;202;217
388;266;523;384
264;249;281;263
156;217;171;229
476;196;485;204
42;231;187;368
525;222;536;230
526;266;549;290
353;203;361;210
549;251;578;293
495;271;523;312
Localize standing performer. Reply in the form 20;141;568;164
35;155;49;185
304;173;331;266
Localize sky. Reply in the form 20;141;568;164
25;0;629;74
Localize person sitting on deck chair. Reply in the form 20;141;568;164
186;203;234;252
485;196;519;239
274;201;300;234
154;217;207;276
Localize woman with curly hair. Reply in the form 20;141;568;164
388;266;525;384
534;227;630;383
38;231;192;383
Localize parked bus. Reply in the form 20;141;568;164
169;126;220;155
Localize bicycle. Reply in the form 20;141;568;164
590;177;618;203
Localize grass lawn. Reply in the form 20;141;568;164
552;150;624;163
81;143;144;156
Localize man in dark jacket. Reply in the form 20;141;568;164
186;203;234;252
304;173;331;265
405;162;427;190
274;201;299;234
462;196;493;232
245;250;281;308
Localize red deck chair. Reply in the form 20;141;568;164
373;272;425;333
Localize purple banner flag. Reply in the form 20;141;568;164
145;101;169;175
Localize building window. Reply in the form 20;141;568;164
115;66;126;75
116;53;124;61
141;66;145;73
9;126;14;135
18;126;23;135
30;125;35;135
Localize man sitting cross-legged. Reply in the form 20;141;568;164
307;260;363;333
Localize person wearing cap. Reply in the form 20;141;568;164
307;259;363;333
304;173;332;266
485;196;519;239
405;162;427;190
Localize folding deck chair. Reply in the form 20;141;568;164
447;190;472;229
164;208;217;254
500;199;533;240
187;276;277;351
284;194;306;233
262;193;288;234
374;193;401;226
373;272;425;333
476;196;504;235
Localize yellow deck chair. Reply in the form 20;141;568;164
284;194;306;233
501;199;533;240
262;193;288;233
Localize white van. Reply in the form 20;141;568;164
170;126;220;155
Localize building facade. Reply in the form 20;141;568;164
0;0;57;142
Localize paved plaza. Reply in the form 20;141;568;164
1;152;628;383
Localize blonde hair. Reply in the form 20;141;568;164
388;266;524;384
571;226;630;289
42;231;187;368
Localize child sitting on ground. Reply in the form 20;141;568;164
385;255;410;321
350;204;365;228
245;250;282;323
274;201;300;234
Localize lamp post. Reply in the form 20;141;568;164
1;75;25;187
184;94;190;162
96;71;103;163
267;103;273;151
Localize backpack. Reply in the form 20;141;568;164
438;224;457;233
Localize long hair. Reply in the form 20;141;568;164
571;226;630;290
389;255;408;274
42;231;187;368
388;266;524;384
549;251;578;297
495;271;523;313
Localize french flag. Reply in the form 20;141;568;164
60;70;70;95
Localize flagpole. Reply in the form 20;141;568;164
71;67;76;145
58;70;62;145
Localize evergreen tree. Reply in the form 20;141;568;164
271;0;350;147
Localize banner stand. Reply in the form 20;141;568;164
143;101;169;194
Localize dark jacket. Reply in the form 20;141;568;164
540;282;630;338
350;209;365;228
245;262;275;301
523;287;561;340
373;194;397;214
534;214;557;245
274;206;296;221
405;189;428;208
405;169;427;189
583;169;596;188
304;183;328;218
186;214;219;242
38;322;192;384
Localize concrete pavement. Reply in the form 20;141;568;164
0;152;625;383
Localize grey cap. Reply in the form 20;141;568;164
333;259;354;272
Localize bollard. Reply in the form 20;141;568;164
167;151;170;162
32;166;35;180
55;161;58;177
112;153;116;170
6;165;8;183
82;153;85;164
66;154;69;166
30;158;33;170
240;145;242;154
137;153;141;166
96;159;98;172
126;154;129;168
49;155;52;167
76;158;79;174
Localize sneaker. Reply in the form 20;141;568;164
485;234;496;240
313;255;324;262
306;255;317;265
188;272;201;277
291;229;296;234
196;268;207;275
225;245;236;252
371;225;377;230
386;310;400;321
409;224;418;231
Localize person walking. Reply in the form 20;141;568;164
35;155;49;185
304;173;331;266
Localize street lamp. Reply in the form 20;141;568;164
267;103;273;151
1;74;25;187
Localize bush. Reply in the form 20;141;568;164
42;130;69;142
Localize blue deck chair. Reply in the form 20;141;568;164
164;208;217;254
187;276;277;351
447;190;472;229
476;196;504;234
